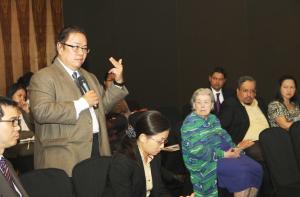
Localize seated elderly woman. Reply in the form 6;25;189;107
181;88;263;197
268;74;300;130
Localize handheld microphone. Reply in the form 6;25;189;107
77;76;99;109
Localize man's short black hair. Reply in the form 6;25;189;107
237;76;256;89
210;67;227;78
0;96;18;119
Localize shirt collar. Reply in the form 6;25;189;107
138;145;154;164
240;98;258;107
57;58;79;78
211;87;222;94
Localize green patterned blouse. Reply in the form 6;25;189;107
181;112;235;197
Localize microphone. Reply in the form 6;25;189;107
77;76;99;109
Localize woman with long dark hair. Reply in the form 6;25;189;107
268;74;300;130
109;110;171;197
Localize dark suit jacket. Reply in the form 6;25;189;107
211;87;235;117
109;148;170;197
0;159;29;197
219;96;269;144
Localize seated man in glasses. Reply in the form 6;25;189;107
0;96;29;197
29;26;129;176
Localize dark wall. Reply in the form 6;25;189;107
64;0;177;110
64;0;300;116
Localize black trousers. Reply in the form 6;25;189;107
244;140;264;162
245;141;274;197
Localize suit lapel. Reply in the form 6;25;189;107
222;89;228;99
53;59;82;97
0;172;15;195
134;148;147;188
78;69;103;103
0;170;20;197
134;147;146;173
7;161;29;197
257;98;270;126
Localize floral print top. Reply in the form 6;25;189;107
268;101;300;127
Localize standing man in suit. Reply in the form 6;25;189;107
208;67;234;117
0;96;29;197
29;26;129;176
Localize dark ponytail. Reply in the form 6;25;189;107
118;110;170;160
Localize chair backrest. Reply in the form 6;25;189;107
20;168;74;197
289;121;300;168
72;156;112;197
259;127;300;186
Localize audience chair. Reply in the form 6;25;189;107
20;168;74;197
259;127;300;196
72;156;113;197
161;121;194;196
289;121;300;169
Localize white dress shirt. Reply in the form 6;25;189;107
58;58;99;133
211;88;224;104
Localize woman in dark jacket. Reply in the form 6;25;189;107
109;110;171;197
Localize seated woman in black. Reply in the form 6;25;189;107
109;110;171;197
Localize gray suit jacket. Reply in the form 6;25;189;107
0;160;29;197
29;58;129;175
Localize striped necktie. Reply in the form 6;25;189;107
72;71;78;80
0;157;13;187
72;71;83;93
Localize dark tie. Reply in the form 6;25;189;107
0;157;13;187
72;71;78;81
216;92;221;115
72;72;83;93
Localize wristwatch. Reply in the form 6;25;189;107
113;80;125;87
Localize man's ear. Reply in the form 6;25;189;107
57;42;63;54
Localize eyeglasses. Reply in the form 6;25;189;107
240;89;256;94
0;118;21;127
61;43;90;54
150;137;168;145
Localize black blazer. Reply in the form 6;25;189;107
109;148;170;197
219;96;269;144
211;87;235;117
0;159;29;197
